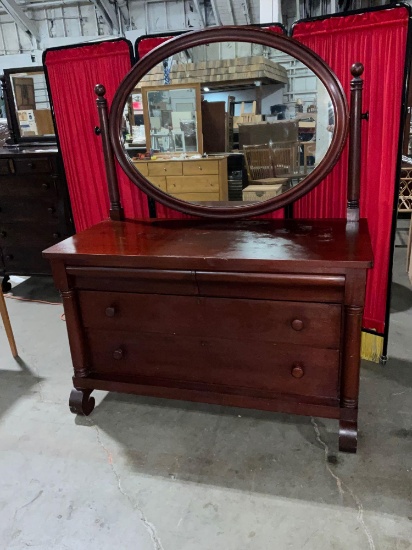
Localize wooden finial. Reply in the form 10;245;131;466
347;62;365;224
350;63;364;79
94;82;124;221
94;84;106;97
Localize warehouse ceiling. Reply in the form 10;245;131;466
0;0;257;55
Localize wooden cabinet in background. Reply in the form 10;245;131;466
0;147;74;288
133;157;228;202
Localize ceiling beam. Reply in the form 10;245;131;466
90;0;120;34
192;0;205;27
0;0;40;43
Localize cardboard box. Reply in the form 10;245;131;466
242;184;283;202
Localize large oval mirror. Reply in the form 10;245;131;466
110;28;348;218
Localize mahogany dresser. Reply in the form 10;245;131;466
44;217;372;452
44;26;373;452
0;146;73;289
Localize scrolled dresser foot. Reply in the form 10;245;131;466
69;388;95;416
339;419;358;453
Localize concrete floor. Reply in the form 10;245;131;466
0;230;411;550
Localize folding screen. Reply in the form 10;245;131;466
44;39;149;232
291;5;411;360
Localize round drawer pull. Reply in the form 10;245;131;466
291;319;304;331
27;162;34;169
0;231;7;238
53;232;60;239
42;183;49;189
47;207;55;214
291;363;305;379
198;166;202;170
5;254;13;261
105;306;116;317
113;348;123;360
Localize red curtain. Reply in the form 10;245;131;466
292;7;410;333
137;36;178;60
44;40;149;232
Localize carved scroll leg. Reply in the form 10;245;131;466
339;409;358;453
69;388;95;416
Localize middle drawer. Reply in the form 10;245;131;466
78;291;341;349
166;175;220;194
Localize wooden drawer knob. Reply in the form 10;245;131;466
5;254;13;261
42;183;49;189
113;348;123;360
27;162;34;169
105;306;116;317
47;207;55;214
291;363;304;379
291;319;304;331
0;231;7;238
53;232;60;239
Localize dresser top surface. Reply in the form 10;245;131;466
44;218;373;271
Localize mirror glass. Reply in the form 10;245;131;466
10;71;55;138
122;41;334;207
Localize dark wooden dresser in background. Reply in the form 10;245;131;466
0;147;74;290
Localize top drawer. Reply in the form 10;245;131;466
196;271;346;303
183;160;220;175
148;162;182;177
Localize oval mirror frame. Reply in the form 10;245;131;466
110;26;349;219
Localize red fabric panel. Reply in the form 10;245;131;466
137;37;176;59
292;7;409;333
265;25;286;34
45;40;148;232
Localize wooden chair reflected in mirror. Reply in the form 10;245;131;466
243;144;290;187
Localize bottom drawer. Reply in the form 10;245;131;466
171;192;220;202
3;246;52;274
87;330;340;400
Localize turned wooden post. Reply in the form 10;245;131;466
347;63;365;223
95;84;124;221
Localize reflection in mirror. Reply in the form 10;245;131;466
10;71;54;138
123;41;334;207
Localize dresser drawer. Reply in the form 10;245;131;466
147;176;167;191
3;245;52;275
78;292;341;349
183;160;220;175
0;223;61;247
0;196;59;223
148;161;182;176
68;267;197;294
13;157;52;174
196;271;346;303
132;162;149;176
172;192;220;202
0;176;57;198
87;329;340;400
167;175;220;193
